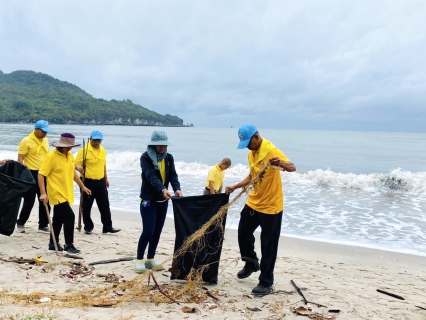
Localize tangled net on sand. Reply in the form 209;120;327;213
1;164;273;308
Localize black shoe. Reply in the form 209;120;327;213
84;229;92;235
252;284;273;296
237;262;260;279
102;227;121;234
48;243;64;253
204;277;218;285
64;244;81;255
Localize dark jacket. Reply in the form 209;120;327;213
139;152;181;201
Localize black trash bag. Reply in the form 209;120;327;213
0;161;36;236
170;193;229;284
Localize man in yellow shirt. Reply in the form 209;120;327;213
75;131;120;235
203;158;231;195
39;133;91;255
225;124;296;296
16;120;52;234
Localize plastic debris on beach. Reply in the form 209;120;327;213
0;256;41;265
39;297;51;303
293;306;336;319
182;306;200;313
97;273;123;284
0;164;288;315
59;262;94;280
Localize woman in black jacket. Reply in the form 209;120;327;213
135;131;183;273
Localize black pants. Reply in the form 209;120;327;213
50;202;75;246
17;170;50;228
203;187;219;195
82;178;112;231
238;204;283;287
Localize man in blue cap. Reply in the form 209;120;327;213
75;131;120;234
226;124;296;296
16;120;52;233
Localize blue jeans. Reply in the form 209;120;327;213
137;200;168;259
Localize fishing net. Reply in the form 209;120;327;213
0;164;272;307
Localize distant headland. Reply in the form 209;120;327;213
0;70;186;127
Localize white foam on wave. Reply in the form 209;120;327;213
0;150;18;161
278;232;426;257
2;149;425;195
285;168;426;194
106;151;141;170
102;151;252;178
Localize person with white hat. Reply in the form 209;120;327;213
135;131;183;273
75;130;120;235
38;133;91;255
16;120;52;234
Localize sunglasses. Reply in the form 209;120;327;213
92;139;102;142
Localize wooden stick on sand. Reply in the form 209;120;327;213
44;203;59;256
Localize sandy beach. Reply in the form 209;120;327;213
1;206;425;320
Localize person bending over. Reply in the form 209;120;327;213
203;158;231;195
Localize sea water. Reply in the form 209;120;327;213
1;124;425;256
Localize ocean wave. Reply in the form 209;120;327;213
285;168;426;194
1;149;425;194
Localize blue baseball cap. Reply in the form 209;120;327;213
34;120;52;133
90;130;104;140
237;124;258;149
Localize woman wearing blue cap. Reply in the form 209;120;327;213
75;130;120;235
135;131;183;273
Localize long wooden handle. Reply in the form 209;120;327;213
77;138;87;232
77;187;84;232
44;204;59;256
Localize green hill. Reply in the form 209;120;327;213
0;70;183;126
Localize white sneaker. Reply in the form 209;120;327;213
37;226;50;234
134;260;146;274
16;224;25;233
145;259;163;270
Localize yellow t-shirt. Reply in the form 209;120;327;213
205;164;225;191
18;133;49;170
158;159;166;184
75;144;107;180
246;148;290;214
39;149;76;205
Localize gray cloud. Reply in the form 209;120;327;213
1;0;425;131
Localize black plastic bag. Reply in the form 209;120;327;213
0;161;35;236
170;193;229;283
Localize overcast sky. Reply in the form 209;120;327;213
1;1;425;132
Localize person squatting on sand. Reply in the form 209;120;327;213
226;124;296;296
16;120;52;234
75;130;120;235
135;131;183;273
38;133;91;255
203;158;231;195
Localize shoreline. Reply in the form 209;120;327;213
74;204;426;270
0;205;425;319
108;204;426;258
